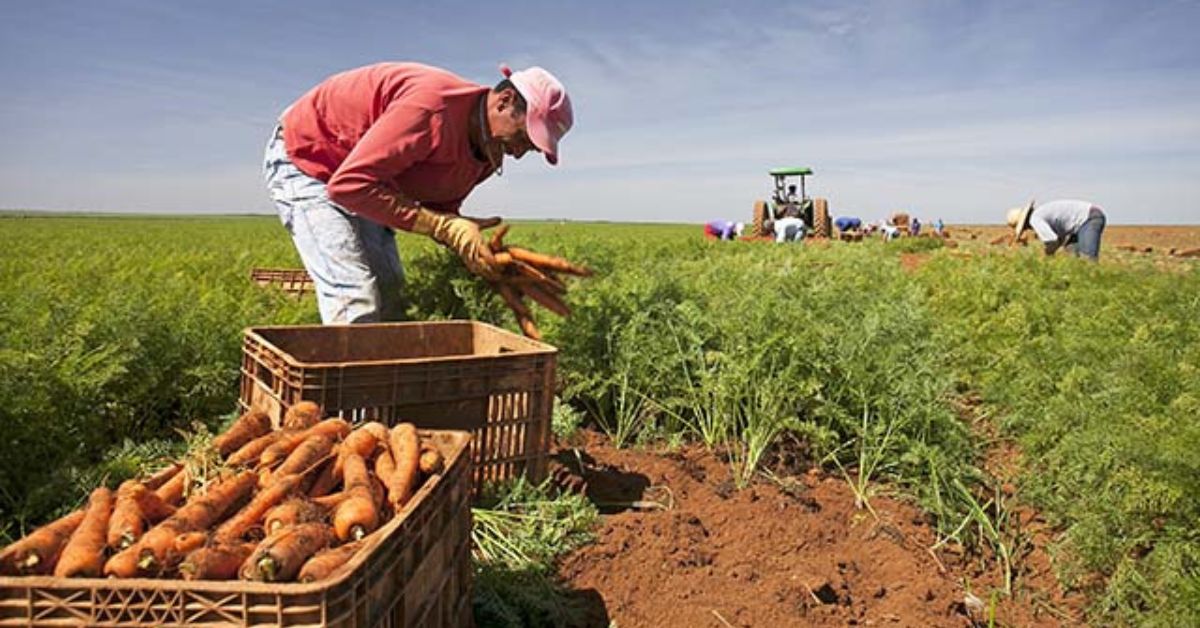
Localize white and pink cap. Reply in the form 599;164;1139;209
500;64;573;165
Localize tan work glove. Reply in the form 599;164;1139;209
411;208;501;280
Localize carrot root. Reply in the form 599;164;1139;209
214;410;273;457
54;487;114;578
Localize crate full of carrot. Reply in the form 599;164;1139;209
0;403;466;586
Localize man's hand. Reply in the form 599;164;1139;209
411;209;502;279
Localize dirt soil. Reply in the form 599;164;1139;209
899;252;931;273
555;431;1082;627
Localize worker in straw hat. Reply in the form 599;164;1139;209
264;62;574;323
1006;199;1107;261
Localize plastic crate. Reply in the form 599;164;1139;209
240;321;557;493
0;430;472;627
250;268;315;296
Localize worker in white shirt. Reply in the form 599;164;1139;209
1007;199;1107;261
764;217;806;242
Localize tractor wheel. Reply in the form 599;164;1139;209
752;200;769;237
813;198;831;238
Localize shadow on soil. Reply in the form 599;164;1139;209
562;588;610;628
551;448;652;514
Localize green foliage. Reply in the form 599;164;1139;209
530;238;978;534
890;235;946;253
551;398;585;439
0;216;312;531
920;251;1200;622
2;215;1197;624
472;478;598;628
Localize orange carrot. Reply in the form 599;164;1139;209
418;446;445;476
226;431;283;467
497;282;531;319
172;531;208;555
103;545;140;578
54;487;114;578
261;435;334;488
374;450;396;487
179;542;255;581
333;423;387;478
515;262;568;294
519;282;571;317
306;459;338;497
213;409;272;457
496;283;542;340
257;429;307;469
213;474;303;545
134;484;178;521
282;401;322;431
361;422;391;446
517;315;542;340
386;424;420;510
108;480;175;550
137;471;257;574
506;246;594;276
242;522;335;582
488;224;510;252
369;475;387;518
511;258;561;288
108;481;145;550
154;468;190;506
0;510;85;575
312;492;347;510
264;497;326;535
306;417;352;441
261;419;351;468
506;273;566;295
142;462;184;491
298;539;366;583
332;453;379;542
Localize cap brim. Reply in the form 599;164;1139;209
525;113;559;165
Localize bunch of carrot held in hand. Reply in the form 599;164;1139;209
486;225;593;340
0;402;447;583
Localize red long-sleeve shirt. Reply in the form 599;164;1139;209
281;63;494;230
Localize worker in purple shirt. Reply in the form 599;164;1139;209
704;220;745;241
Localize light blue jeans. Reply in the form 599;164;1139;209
263;124;405;323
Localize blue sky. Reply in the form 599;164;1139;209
1;0;1198;224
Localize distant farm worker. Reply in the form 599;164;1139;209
264;62;574;323
933;218;945;236
704;220;745;241
834;216;862;233
878;220;900;241
765;217;806;243
910;217;921;237
1006;199;1107;261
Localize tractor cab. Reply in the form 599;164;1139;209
769;167;813;220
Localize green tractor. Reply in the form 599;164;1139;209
751;167;831;239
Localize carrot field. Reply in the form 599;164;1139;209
1;213;1197;626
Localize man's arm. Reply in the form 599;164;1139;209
325;106;500;278
326;103;436;230
1028;212;1062;256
